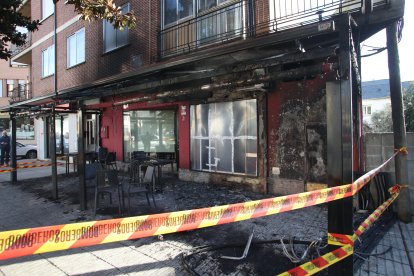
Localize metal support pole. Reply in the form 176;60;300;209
50;105;58;199
327;14;354;275
10;112;17;184
77;104;87;210
386;21;412;222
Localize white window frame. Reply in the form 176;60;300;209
42;45;55;78
103;3;130;53
67;28;85;68
42;0;54;20
363;105;372;115
0;80;3;98
6;80;14;97
163;0;195;28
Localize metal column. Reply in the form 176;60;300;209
50;105;58;199
10;112;17;184
77;104;87;210
327;14;354;275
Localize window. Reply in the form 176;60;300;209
164;0;194;25
18;80;25;98
6;80;14;97
42;0;54;20
67;28;85;68
190;99;257;175
0;80;2;97
42;45;55;77
103;3;130;53
198;0;242;44
123;110;176;161
363;105;372;115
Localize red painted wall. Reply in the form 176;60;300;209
101;107;124;160
99;98;190;169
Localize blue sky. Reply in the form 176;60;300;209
361;1;413;82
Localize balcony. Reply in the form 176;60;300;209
10;32;32;64
158;0;393;58
8;83;32;104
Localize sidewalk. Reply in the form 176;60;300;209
0;171;413;275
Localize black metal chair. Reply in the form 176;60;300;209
98;147;108;167
105;152;117;170
94;170;124;216
127;164;156;213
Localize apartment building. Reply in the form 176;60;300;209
4;0;405;195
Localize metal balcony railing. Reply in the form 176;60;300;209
10;32;32;58
158;0;389;58
9;83;32;103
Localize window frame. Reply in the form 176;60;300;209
42;45;55;78
42;0;54;20
163;0;195;28
363;105;372;115
0;80;3;98
6;80;14;97
190;99;258;176
67;28;86;68
103;3;131;53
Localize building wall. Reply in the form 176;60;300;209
364;132;414;212
30;0;160;98
362;97;390;124
267;75;332;195
0;58;29;107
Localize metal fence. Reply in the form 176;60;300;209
10;32;32;58
158;0;388;58
9;83;32;103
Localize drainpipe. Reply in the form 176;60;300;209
51;1;58;199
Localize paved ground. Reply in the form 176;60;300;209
0;163;413;275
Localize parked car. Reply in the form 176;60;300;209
16;142;37;159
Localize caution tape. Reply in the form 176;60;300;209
327;233;354;246
279;244;354;276
0;149;407;260
279;185;404;275
0;163;66;173
352;185;402;241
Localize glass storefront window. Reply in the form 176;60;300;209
55;116;70;154
123;110;176;161
190;99;257;176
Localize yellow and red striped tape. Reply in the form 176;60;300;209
0;148;407;260
279;184;404;275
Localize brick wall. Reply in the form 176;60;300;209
0;58;30;104
30;0;160;98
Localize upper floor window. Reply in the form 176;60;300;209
42;0;54;20
164;0;194;26
42;45;55;78
103;3;130;53
0;80;2;97
6;80;14;97
18;80;26;97
67;28;85;68
198;0;227;12
363;105;372;115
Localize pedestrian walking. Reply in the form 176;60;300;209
0;130;11;166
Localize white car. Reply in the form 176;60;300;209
16;142;37;159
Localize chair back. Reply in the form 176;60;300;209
130;160;141;182
143;166;155;183
131;151;147;161
106;170;120;187
96;170;119;187
85;163;101;180
98;147;108;162
106;152;116;163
